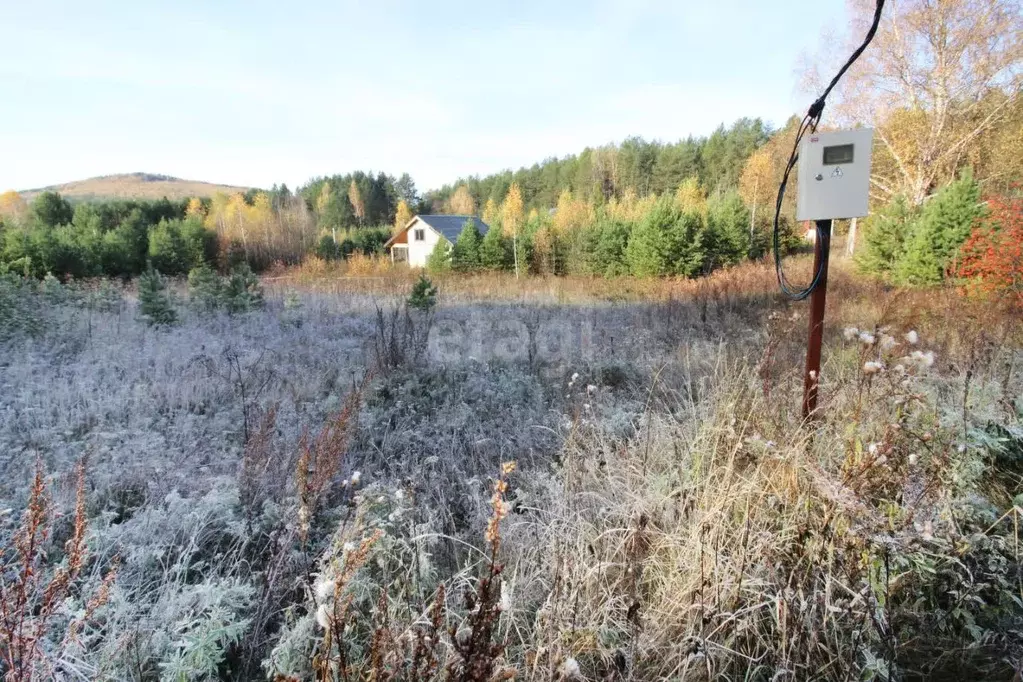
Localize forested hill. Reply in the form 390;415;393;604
423;117;778;212
21;173;250;202
18;116;776;219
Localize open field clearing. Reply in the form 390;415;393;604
1;261;1021;680
2;0;1021;677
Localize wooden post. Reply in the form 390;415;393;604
802;219;832;420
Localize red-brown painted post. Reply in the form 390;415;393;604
802;219;832;419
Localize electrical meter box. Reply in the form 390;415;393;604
796;128;873;221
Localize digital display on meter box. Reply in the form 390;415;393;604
823;144;854;165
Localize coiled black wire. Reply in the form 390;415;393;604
773;0;886;301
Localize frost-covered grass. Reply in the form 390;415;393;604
1;264;1021;681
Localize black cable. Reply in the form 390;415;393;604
773;0;885;301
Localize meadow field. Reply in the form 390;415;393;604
1;260;1021;681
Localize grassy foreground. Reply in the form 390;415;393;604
0;261;1020;681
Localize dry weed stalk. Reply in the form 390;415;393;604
0;460;115;682
447;461;517;682
241;403;281;521
407;584;446;681
296;377;367;544
313;529;384;682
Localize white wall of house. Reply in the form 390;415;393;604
406;218;447;267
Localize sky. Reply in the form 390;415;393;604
0;0;848;193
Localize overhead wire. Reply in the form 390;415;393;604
773;0;886;301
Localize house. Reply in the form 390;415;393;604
385;214;490;267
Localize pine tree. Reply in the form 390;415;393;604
479;226;511;270
407;273;438;311
706;190;751;267
39;273;66;305
188;262;223;312
138;264;177;326
856;195;916;276
590;217;631;277
626;198;705;277
894;172;983;285
426;240;451;274
673;212;707;278
148;219;189;275
224;263;264;314
450;220;482;272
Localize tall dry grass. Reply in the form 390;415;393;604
263;256;792;304
261;262;1023;681
3;256;1020;681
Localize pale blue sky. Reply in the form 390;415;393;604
0;0;848;193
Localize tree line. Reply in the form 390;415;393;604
0;184;391;279
425;118;771;216
421;181;804;278
1;0;1018;289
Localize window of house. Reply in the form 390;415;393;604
414;228;425;241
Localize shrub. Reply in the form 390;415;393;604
350;227;391;256
373;303;432;370
38;272;67;305
956;191;1023;308
79;277;123;313
315;234;345;261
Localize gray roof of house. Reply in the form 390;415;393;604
417;215;490;243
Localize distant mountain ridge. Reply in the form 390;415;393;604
21;173;252;202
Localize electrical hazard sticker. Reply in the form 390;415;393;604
831;166;844;178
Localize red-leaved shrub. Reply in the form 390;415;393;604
956;190;1023;308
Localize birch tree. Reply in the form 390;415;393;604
394;199;413;233
809;0;1022;204
0;191;28;224
348;180;366;226
447;185;476;215
501;184;524;277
